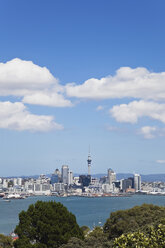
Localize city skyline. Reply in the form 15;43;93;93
1;1;165;176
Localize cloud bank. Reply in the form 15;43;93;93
0;58;72;107
110;100;165;124
66;67;165;101
65;67;165;138
0;101;63;131
1;60;165;136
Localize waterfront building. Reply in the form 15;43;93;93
17;178;22;186
121;178;133;192
102;183;111;193
34;183;50;195
134;174;141;191
2;179;8;188
73;177;81;186
13;178;17;186
53;183;65;193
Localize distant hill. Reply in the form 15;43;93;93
86;173;165;182
5;173;165;182
92;173;165;182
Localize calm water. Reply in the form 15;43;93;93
0;195;165;235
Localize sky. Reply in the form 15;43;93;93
0;0;165;176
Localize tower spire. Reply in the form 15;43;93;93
87;146;92;175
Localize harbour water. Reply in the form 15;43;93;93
0;194;165;235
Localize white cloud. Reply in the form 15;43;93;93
0;101;63;131
139;126;165;139
96;105;104;111
22;91;73;107
66;67;165;101
0;58;55;92
139;126;157;139
110;100;165;124
156;160;165;164
0;58;72;107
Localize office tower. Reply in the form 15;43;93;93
51;169;61;184
17;178;22;186
134;174;141;191
79;175;91;187
121;178;133;191
108;168;116;185
61;165;69;184
51;174;59;184
87;149;92;175
68;171;73;185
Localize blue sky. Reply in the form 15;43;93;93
0;0;165;176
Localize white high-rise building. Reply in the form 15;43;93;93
13;178;17;186
17;178;22;186
134;174;141;191
108;168;116;185
3;179;8;188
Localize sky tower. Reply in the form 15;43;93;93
87;148;92;175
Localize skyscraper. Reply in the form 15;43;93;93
61;165;69;184
107;168;116;185
68;171;73;185
134;174;141;191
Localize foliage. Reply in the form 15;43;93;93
14;200;83;248
80;226;90;236
88;226;105;238
103;204;165;239
113;224;165;248
59;236;113;248
59;227;113;248
0;234;13;248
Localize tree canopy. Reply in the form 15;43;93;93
103;204;165;239
0;234;13;248
14;200;83;248
113;223;165;248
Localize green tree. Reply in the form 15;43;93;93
113;224;165;248
80;226;90;236
60;227;113;248
0;234;13;248
104;204;165;239
14;201;83;248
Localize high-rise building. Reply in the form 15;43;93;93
107;168;116;185
134;174;141;191
51;169;61;184
79;175;91;187
61;165;69;184
68;171;73;185
17;178;22;186
51;174;59;184
121;178;133;191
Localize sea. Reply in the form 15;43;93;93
0;194;165;235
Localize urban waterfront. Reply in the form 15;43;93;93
0;194;165;235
